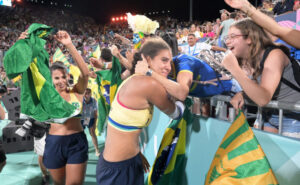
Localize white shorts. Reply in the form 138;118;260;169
34;134;46;156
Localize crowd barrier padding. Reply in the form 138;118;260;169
142;108;300;185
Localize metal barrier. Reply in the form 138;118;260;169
195;95;300;136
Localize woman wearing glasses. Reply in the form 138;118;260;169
222;18;300;138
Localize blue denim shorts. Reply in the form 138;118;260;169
43;132;88;169
264;112;300;139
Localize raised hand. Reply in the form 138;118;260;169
224;0;250;10
54;31;72;46
89;57;104;69
111;45;119;57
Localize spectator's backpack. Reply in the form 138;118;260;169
260;45;300;92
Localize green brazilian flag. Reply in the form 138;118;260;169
205;111;279;185
3;23;79;123
147;99;193;185
95;56;122;134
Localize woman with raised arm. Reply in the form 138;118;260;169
96;37;184;185
224;0;300;48
222;18;300;138
43;31;89;185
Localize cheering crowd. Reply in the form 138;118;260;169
0;0;300;184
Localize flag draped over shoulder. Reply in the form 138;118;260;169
95;56;122;134
3;23;79;123
205;111;279;185
147;99;193;185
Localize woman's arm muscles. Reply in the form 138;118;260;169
55;31;89;94
149;71;192;101
67;43;89;94
145;78;176;115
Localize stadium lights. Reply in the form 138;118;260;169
111;15;127;23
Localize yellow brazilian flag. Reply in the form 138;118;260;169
148;99;193;185
69;64;81;84
91;44;101;59
88;77;100;100
53;47;70;68
205;111;279;185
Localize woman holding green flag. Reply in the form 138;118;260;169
46;31;89;185
19;30;90;185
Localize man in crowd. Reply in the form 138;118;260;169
179;33;226;56
81;88;100;156
217;12;235;48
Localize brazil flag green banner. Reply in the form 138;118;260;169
3;23;79;123
205;111;279;185
95;56;122;134
147;99;193;185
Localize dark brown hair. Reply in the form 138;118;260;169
130;37;171;74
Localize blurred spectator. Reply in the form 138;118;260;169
263;0;275;11
190;24;201;38
217;13;235;48
293;0;300;10
273;0;294;15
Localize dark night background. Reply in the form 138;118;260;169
22;0;262;23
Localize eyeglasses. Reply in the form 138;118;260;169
224;34;247;42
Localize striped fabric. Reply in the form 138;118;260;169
147;99;193;185
205;111;279;185
53;47;70;67
95;56;122;134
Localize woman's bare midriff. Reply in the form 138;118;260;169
103;124;141;162
49;117;83;135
